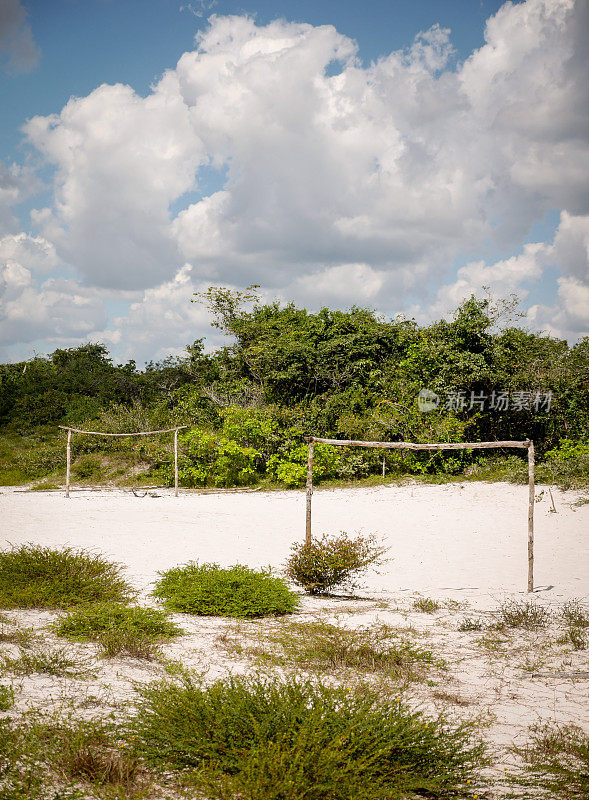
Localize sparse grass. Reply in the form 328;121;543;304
565;626;586;651
0;620;35;647
128;673;488;800
458;617;484;632
253;619;443;682
0;544;134;609
494;599;551;630
413;597;440;613
284;532;386;595
0;714;150;799
431;689;471;706
1;646;86;676
153;562;299;618
54;602;182;660
512;722;589;799
561;599;589;629
0;685;14;711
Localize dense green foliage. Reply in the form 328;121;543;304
0;545;133;609
128;673;487;800
1;291;587;488
153;562;300;618
284;532;386;595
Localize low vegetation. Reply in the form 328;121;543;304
128;673;487;800
0;544;134;609
512;723;589;799
0;714;150;799
246;619;442;682
1;645;85;677
493;600;551;631
153;562;299;618
284;532;386;595
413;597;441;613
54;602;183;660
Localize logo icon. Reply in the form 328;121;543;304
418;389;440;413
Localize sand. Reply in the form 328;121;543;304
1;481;588;798
2;481;587;600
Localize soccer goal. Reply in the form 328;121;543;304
303;436;536;592
58;425;188;498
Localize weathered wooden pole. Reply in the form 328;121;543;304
174;428;179;498
382;455;385;478
527;440;535;592
305;440;314;545
65;428;71;498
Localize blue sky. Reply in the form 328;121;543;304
1;0;587;362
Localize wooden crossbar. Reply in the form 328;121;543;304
59;425;188;498
303;436;536;592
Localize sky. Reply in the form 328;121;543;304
0;0;588;364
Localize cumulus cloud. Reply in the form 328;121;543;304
4;0;587;358
0;0;39;73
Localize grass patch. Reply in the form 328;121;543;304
0;685;14;711
1;646;86;676
494;599;551;630
0;714;150;799
153;562;299;618
458;617;484;632
561;599;589;629
249;620;442;682
128;673;487;800
284;532;386;595
54;602;182;659
0;620;34;647
413;597;440;613
0;544;134;609
512;723;589;799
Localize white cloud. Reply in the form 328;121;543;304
5;0;588;357
0;0;39;74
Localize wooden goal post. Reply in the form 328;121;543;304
58;425;188;499
304;437;535;592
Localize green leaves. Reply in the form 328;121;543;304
153;563;300;618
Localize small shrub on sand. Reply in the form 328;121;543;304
494;599;551;630
55;602;183;660
413;597;440;613
284;532;386;595
0;544;133;609
128;674;487;800
561;599;589;629
512;723;589;799
153;563;299;618
458;617;484;632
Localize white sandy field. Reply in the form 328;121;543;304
1;481;588;797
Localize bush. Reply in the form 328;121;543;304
128;674;487;800
494;599;551;630
54;602;183;659
153;563;299;618
284;532;386;595
0;545;134;609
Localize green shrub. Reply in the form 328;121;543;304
54;602;182;659
153;563;299;618
267;442;342;487
284;532;386;595
0;545;134;609
1;646;84;676
128;674;487;800
177;430;260;488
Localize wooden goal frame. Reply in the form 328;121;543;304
58;425;188;499
304;437;536;592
